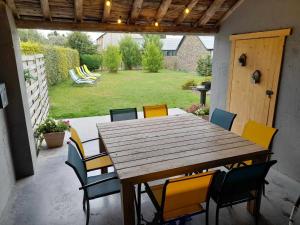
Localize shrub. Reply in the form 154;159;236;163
103;45;122;73
142;42;163;73
119;36;141;70
21;42;79;85
182;80;197;90
197;55;212;76
67;32;97;55
80;54;103;71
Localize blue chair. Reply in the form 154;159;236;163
110;108;138;122
65;144;120;225
210;160;277;225
210;108;237;131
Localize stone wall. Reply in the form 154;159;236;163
211;0;300;182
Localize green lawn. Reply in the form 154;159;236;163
48;69;210;119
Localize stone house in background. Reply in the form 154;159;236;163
163;36;214;73
96;33;214;73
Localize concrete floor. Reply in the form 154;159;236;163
0;109;299;225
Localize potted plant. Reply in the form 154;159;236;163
35;118;70;148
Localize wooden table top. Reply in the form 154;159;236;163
97;114;267;183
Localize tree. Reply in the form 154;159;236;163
47;31;67;46
67;32;97;55
119;36;141;70
103;45;122;73
143;34;163;49
142;42;163;73
18;29;47;43
196;55;212;76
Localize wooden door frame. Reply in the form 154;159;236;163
226;28;292;127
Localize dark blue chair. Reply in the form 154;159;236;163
110;108;138;122
210;108;237;131
210;160;277;225
65;144;120;225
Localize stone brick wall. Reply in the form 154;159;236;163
164;36;210;73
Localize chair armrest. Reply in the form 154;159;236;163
83;153;108;161
82;137;100;143
79;176;118;190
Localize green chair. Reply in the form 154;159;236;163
210;108;237;131
210;160;277;225
65;143;120;225
110;108;138;122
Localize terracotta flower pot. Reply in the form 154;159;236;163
43;132;65;149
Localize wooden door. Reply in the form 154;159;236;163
227;29;291;135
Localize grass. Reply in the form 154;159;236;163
48;69;210;119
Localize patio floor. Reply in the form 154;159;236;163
0;109;299;225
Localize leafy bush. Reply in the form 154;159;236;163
35;118;69;140
194;107;210;116
142;42;163;73
103;45;122;73
119;36;142;70
80;54;103;71
21;42;80;85
67;32;97;55
182;80;197;90
197;55;212;76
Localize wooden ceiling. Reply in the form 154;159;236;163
5;0;244;34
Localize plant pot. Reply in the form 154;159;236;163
43;132;65;148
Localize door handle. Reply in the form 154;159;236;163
266;90;274;98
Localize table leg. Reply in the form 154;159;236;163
247;155;267;215
121;181;136;225
98;131;108;174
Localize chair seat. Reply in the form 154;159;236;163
85;155;113;171
150;184;205;221
87;172;120;199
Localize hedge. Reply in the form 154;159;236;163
20;42;79;85
80;54;102;71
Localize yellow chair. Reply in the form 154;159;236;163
142;171;217;224
83;64;101;77
143;104;168;118
227;120;278;169
76;67;97;80
69;127;113;172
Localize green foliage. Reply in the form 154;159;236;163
80;54;103;71
194;107;210;116
142;42;163;72
35;118;69;140
47;31;67;46
18;29;47;44
182;80;197;90
67;32;97;55
197;55;212;76
24;69;37;82
103;45;122;73
20;42;79;86
119;36;141;70
143;34;163;49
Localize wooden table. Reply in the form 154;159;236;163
97;113;267;225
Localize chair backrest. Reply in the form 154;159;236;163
143;104;168;118
210;108;237;131
220;160;277;197
69;69;79;81
83;65;91;74
65;143;87;186
80;66;88;75
110;108;138;122
69;127;86;158
76;67;86;78
242;121;278;149
161;171;216;220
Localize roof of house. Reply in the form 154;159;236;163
198;36;215;50
161;37;184;51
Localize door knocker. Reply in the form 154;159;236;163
251;70;261;84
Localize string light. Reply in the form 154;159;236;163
184;7;190;14
106;0;111;7
154;21;159;27
117;17;122;24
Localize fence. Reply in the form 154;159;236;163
22;54;49;132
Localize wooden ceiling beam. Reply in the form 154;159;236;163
6;0;20;18
102;0;111;22
40;0;51;21
74;0;83;22
130;0;143;24
216;0;245;26
175;0;199;25
155;0;172;23
196;0;226;26
15;19;219;34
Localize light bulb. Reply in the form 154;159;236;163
184;7;190;14
117;18;122;24
154;21;159;27
106;1;111;7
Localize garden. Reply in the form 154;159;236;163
19;30;212;119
